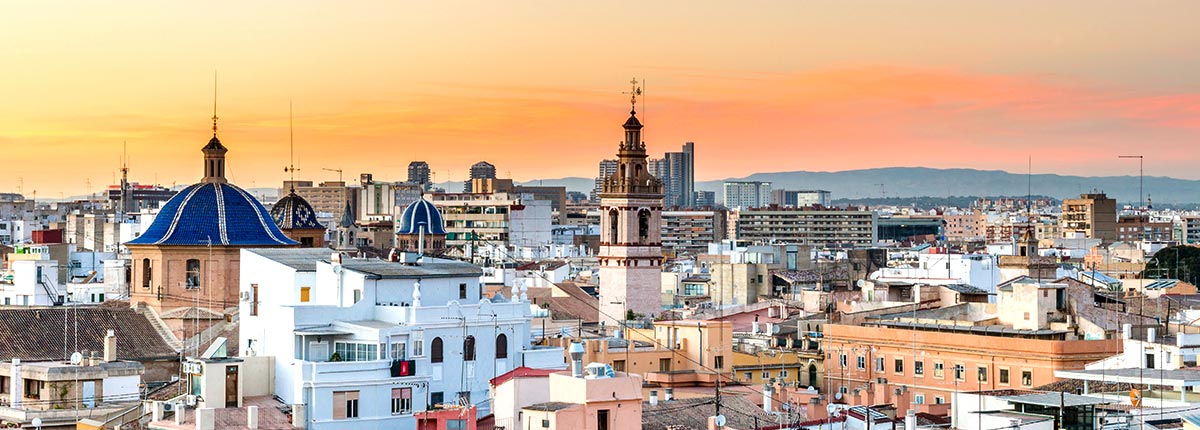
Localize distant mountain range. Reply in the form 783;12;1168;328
696;167;1200;205
442;167;1200;206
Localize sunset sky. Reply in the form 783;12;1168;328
3;1;1199;197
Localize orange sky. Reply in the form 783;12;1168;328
3;1;1200;197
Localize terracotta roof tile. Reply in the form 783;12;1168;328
0;305;179;361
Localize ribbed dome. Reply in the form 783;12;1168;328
270;191;325;230
127;182;298;246
397;199;446;235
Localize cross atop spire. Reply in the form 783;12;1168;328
623;77;642;115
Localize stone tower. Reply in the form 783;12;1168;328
598;80;664;325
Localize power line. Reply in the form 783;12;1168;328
464;238;798;416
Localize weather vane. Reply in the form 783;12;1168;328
624;77;642;113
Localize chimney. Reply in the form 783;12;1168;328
9;359;22;408
763;384;774;412
1148;327;1157;344
104;330;117;362
752;315;760;334
905;409;916;430
568;342;585;378
649;390;659;406
665;388;674;401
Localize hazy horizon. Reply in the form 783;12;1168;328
4;1;1199;197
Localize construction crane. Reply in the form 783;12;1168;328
322;168;343;181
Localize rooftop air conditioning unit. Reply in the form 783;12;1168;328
184;395;197;407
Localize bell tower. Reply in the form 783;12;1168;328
598;78;664;326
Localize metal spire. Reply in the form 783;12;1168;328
283;101;300;193
212;71;219;136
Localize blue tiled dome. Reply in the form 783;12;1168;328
397;199;446;235
127;182;299;246
270;191;325;230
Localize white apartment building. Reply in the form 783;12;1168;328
423;192;553;250
723;181;771;209
238;248;565;430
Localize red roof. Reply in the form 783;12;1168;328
490;366;556;387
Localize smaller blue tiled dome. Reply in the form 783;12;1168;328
270;191;325;230
397;198;446;235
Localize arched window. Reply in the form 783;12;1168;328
185;259;201;289
431;337;444;363
638;210;651;243
495;334;508;359
463;336;476;361
141;258;152;289
608;210;619;244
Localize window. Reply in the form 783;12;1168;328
332;391;359;419
839;354;847;367
954;364;965;381
447;420;467;430
1021;370;1032;386
141;258;152;289
933;362;944;378
744;372;753;381
413;339;424;357
391;388;412;415
300;287;311;303
251;284;259;316
390;342;407;360
608;210;619;243
542;419;551;428
613;360;625;372
714;355;724;369
935;396;945;405
496;334;508;359
185;259;201;288
999;368;1010;384
457;391;471;405
352;289;362;304
914;361;924;376
638;210;650;243
895;358;904;373
857;356;866;370
781;369;789;378
978;366;988;383
431;337;444;363
875;357;885;372
463;336;476;361
430;391;444;406
763;371;771;379
333;342;378;362
914;394;925;405
459;283;468;299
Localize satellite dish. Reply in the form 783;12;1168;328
31;418;42;429
834;391;843;400
70;352;83;365
856;280;866;288
714;415;726;427
771;324;781;334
